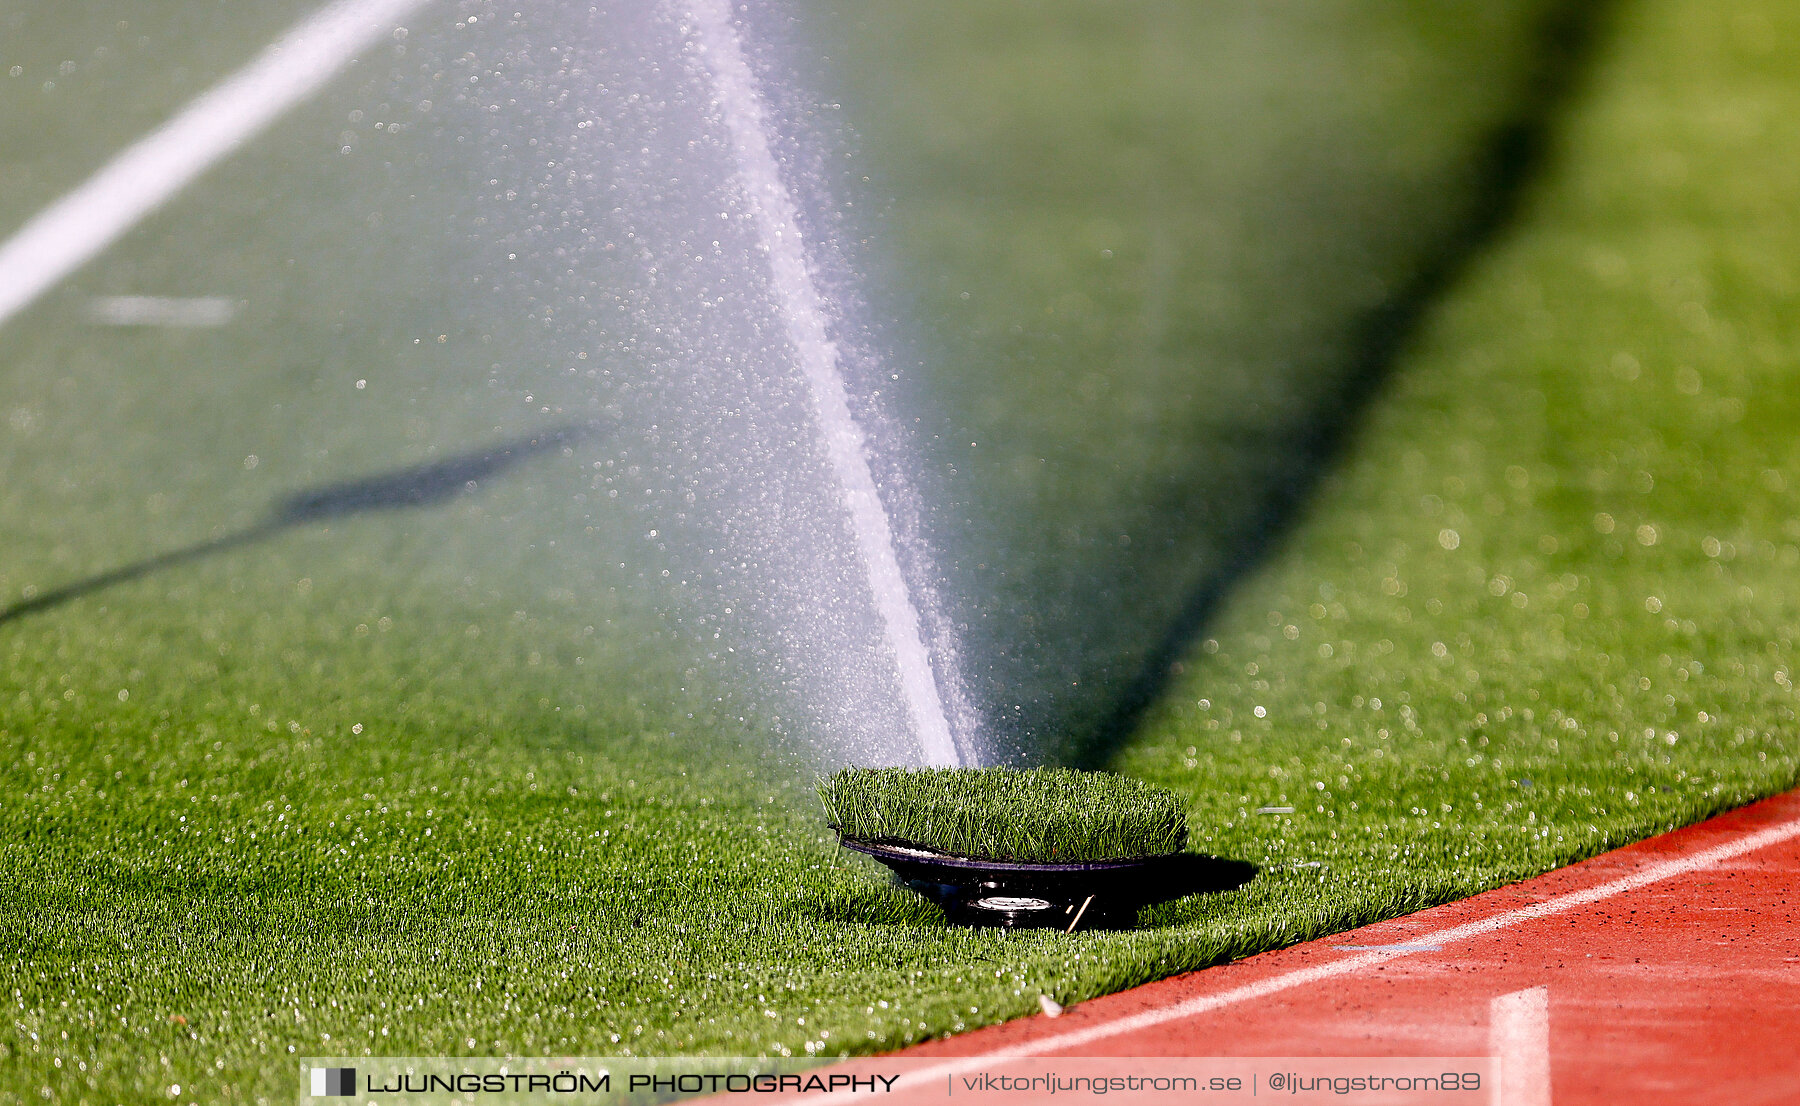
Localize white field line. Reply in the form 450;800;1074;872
825;811;1800;1102
87;294;239;327
0;0;432;329
1490;986;1551;1106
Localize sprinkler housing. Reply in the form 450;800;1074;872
819;767;1254;929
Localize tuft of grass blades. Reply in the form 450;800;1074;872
818;767;1188;862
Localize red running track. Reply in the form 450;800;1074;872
892;789;1800;1105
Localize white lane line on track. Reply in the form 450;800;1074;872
0;0;433;329
834;811;1800;1102
1491;986;1551;1106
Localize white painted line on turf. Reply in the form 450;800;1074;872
0;0;432;329
1490;986;1551;1106
87;294;239;327
829;811;1800;1102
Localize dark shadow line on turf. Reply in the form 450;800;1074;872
0;423;600;628
1065;0;1621;770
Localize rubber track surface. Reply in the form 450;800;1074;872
896;790;1800;1104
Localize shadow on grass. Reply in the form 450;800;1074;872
0;424;598;628
1062;0;1619;769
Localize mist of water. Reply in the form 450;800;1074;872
407;1;987;769
3;2;1577;778
686;0;960;768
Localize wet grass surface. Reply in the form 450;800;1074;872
5;0;1800;1102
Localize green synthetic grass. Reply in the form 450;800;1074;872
7;1;1800;1103
818;768;1188;862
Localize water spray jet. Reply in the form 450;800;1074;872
689;0;962;768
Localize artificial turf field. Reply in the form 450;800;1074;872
4;0;1800;1101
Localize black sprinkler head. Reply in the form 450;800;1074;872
837;835;1255;930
